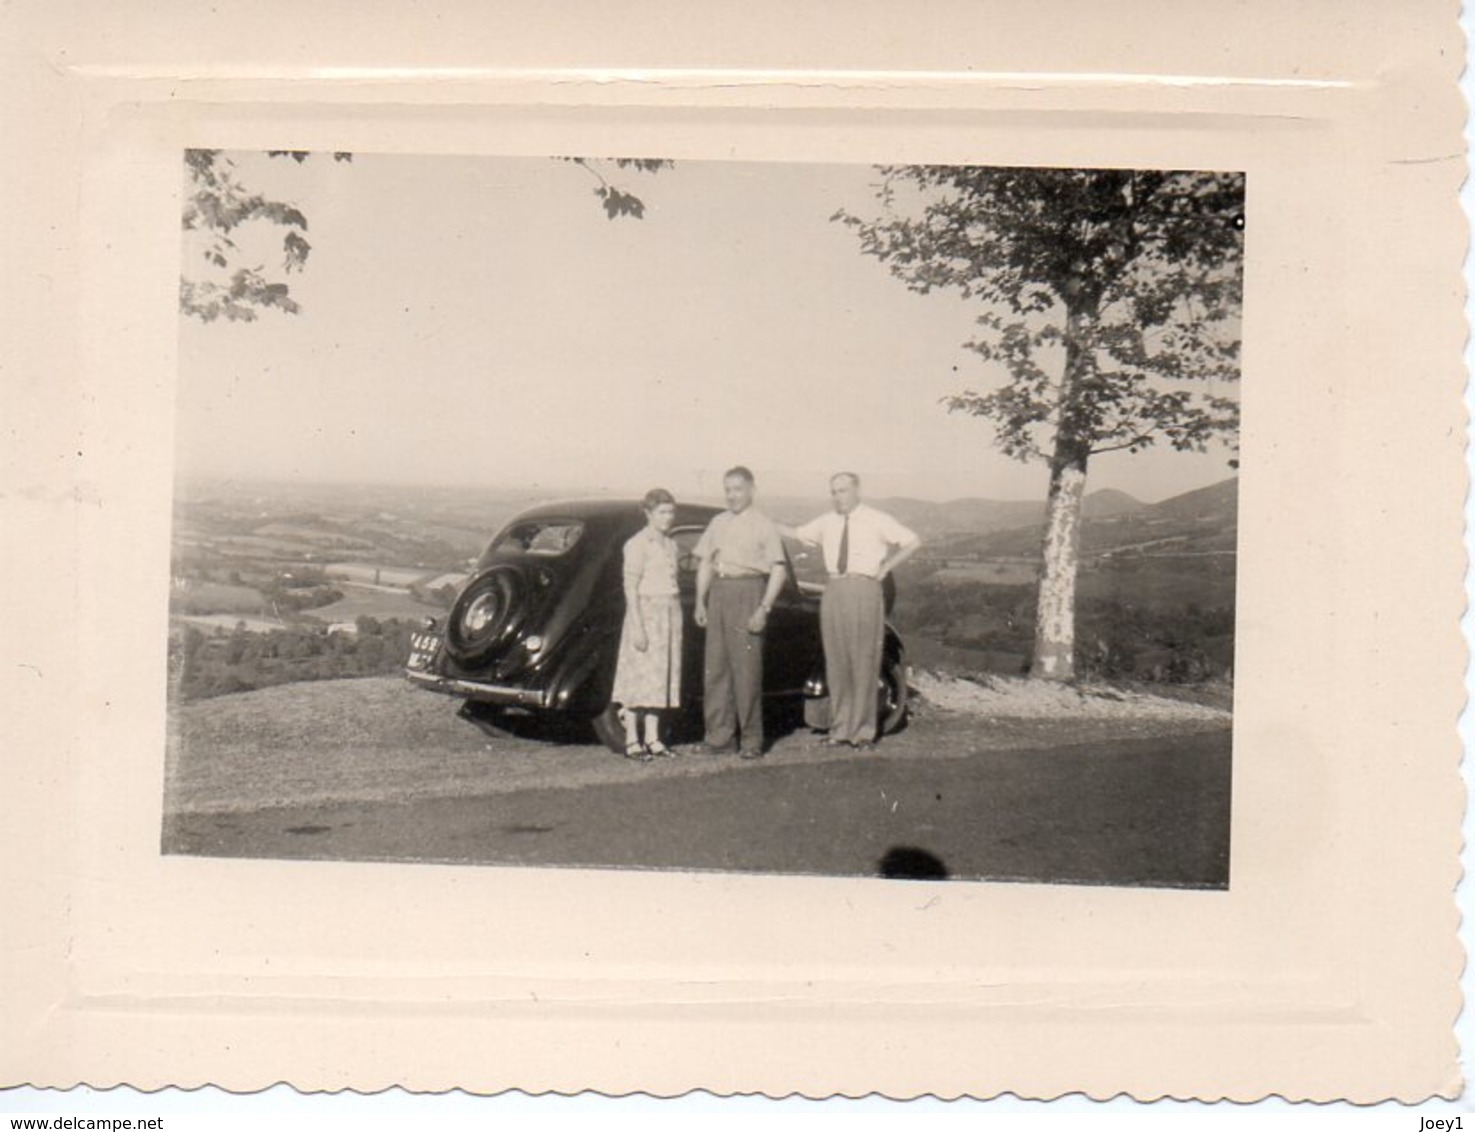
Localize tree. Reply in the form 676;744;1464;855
836;166;1243;680
181;151;672;323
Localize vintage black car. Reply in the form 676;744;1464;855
405;499;909;751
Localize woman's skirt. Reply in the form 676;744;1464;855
612;595;683;709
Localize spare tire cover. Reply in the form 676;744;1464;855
444;565;527;664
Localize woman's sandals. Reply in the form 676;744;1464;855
624;741;652;762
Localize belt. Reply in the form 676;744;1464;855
831;572;879;580
715;571;766;581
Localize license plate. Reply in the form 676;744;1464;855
407;631;442;670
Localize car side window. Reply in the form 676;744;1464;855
672;527;704;579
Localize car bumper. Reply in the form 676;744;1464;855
404;628;555;707
404;666;553;708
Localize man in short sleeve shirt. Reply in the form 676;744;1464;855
692;466;787;758
792;473;921;748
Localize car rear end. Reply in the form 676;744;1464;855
405;510;626;716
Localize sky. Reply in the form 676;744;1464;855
175;152;1242;505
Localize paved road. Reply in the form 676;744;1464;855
164;723;1231;889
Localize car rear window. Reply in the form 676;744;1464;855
490;520;585;557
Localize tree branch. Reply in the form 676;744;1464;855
569;156;610;191
1088;431;1158;457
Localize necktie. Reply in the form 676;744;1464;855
837;514;850;575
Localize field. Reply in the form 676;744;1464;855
892;550;1235;683
323;563;434;587
176;613;290;635
927;561;1039;586
170;580;268;615
310;584;444;625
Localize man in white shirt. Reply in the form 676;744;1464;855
790;473;922;749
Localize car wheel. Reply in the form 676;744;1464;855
444;566;526;664
591;701;627;754
879;657;909;735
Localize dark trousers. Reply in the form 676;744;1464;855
704;577;766;751
820;575;885;744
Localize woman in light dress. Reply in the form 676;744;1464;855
611;488;683;760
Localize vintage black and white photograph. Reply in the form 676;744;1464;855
163;152;1244;889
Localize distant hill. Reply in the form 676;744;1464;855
765;488;1145;541
177;475;1226;567
1082;488;1146;519
945;477;1238;560
1132;476;1238;526
870;497;1048;539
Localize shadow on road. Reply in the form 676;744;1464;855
878;845;951;880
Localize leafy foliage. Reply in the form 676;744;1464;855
265;150;354;165
558;156;673;220
179;149;350;322
835;167;1244;463
181;150;670;322
169;617;417;701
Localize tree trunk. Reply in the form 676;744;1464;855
1031;298;1093;682
1032;442;1088;681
